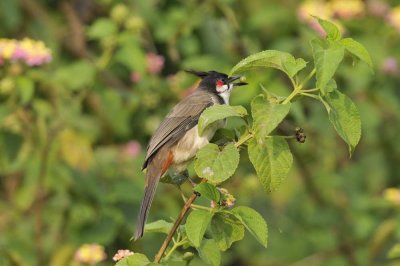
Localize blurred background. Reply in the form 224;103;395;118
1;0;400;265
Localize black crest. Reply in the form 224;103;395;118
185;69;228;80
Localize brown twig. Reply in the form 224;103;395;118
60;0;87;57
20;0;51;23
154;179;206;263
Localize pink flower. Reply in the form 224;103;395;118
122;140;141;158
12;46;27;61
381;57;398;75
0;38;52;67
146;53;164;74
26;55;41;66
310;21;328;37
130;71;142;83
113;249;134;261
367;0;389;17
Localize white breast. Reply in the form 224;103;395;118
171;121;224;172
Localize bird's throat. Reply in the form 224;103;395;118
218;84;233;104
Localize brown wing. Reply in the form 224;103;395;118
142;90;215;169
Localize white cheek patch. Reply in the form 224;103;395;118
216;84;229;92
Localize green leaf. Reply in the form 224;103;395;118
340;38;373;69
54;61;96;91
197;239;221;266
248;136;293;192
311;39;344;91
198;105;247;135
87;18;117;39
322;90;361;154
115;35;146;72
231;206;268;248
116;253;150;266
16;76;34;104
251;95;291;140
194;183;221;202
322;79;337;95
194;143;240;184
186;210;214;247
230;50;305;78
388;243;400;259
144;220;173;234
160;173;187;185
313;16;341;41
210;212;245;251
283;58;307;78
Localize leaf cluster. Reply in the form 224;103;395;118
123;17;373;266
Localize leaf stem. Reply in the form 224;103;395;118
301;88;319;92
299;92;320;100
282;68;317;105
299;68;316;90
265;135;295;139
235;132;253;148
282;86;301;104
191;204;214;211
164;238;188;260
289;76;297;90
180;190;188;203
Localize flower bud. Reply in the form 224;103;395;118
125;16;145;32
111;4;129;24
388;6;400;32
183;252;195;261
384;188;400;206
146;53;165;74
0;77;15;94
217;187;236;208
381;57;398;75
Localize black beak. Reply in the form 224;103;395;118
228;75;248;87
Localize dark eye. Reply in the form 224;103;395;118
216;79;224;87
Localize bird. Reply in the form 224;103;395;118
134;70;247;240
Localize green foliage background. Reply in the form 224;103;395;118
0;0;400;265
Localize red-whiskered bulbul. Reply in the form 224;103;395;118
134;70;247;240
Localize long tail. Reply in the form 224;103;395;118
133;169;160;240
134;149;173;240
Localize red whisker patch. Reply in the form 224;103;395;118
216;79;224;87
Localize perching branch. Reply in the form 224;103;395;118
154;179;206;263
